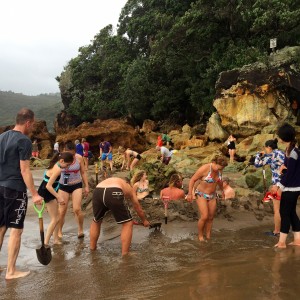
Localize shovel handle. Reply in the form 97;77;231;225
39;218;45;246
162;196;169;224
34;201;45;218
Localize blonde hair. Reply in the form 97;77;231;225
131;170;146;185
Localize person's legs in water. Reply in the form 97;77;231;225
121;221;133;256
57;190;70;238
90;220;102;250
72;188;84;238
272;199;281;235
205;199;217;240
275;191;291;248
289;191;300;246
0;226;7;271
196;197;209;242
0;226;7;251
44;200;61;245
6;228;30;279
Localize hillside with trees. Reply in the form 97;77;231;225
0;91;62;131
57;0;300;126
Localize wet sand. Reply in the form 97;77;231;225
1;169;300;299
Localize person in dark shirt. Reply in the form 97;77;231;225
275;123;300;248
99;141;113;171
0;108;43;279
75;139;84;156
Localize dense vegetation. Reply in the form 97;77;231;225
57;0;300;125
0;91;62;131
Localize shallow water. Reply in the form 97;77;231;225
1;169;299;299
1;218;300;300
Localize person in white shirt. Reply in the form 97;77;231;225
156;146;173;165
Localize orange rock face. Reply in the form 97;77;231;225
56;118;148;155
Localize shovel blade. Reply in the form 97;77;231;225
149;222;162;230
36;245;52;265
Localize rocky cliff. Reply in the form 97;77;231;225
206;46;300;140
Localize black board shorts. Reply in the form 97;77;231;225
92;187;132;224
0;186;28;229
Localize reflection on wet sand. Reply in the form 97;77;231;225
2;211;300;299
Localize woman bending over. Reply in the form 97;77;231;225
38;152;73;245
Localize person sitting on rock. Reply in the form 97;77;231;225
160;173;185;200
222;177;235;200
131;170;149;200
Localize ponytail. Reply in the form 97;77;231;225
286;139;297;157
265;138;278;150
47;152;73;169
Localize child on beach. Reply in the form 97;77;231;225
38;152;73;245
254;138;285;236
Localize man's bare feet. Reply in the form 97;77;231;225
5;270;30;280
274;242;286;249
53;240;62;245
198;236;206;242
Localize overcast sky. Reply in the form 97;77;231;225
0;0;127;95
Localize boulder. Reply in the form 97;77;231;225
169;129;191;149
205;112;229;141
141;119;157;133
213;46;300;137
55;118;147;156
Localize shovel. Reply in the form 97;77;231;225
133;221;162;230
34;201;52;265
162;196;170;224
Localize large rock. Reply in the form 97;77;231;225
141;119;157;133
205;113;229;141
213;46;300;137
213;91;288;137
56;118;147;156
168;129;191;149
